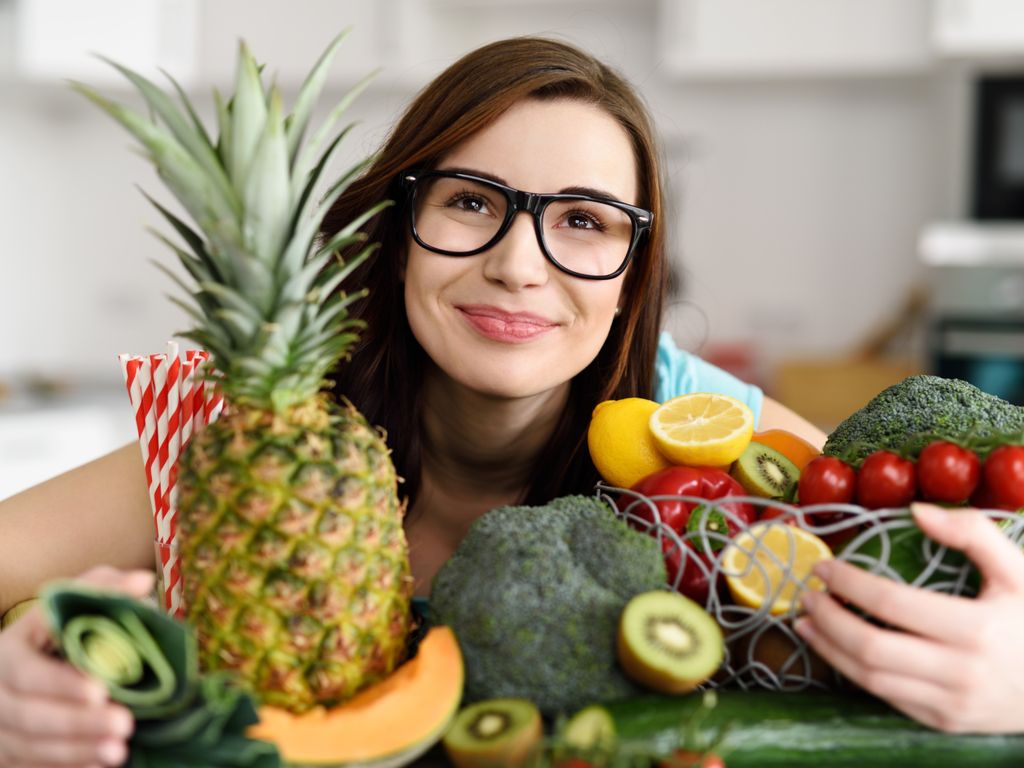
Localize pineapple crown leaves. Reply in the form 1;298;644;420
69;28;387;413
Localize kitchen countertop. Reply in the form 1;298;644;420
920;221;1024;266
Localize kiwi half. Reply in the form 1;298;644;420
563;704;616;752
731;442;800;499
443;698;543;768
616;590;724;694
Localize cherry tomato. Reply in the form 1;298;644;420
658;750;726;768
855;451;916;509
796;455;857;536
629;466;756;534
983;445;1024;510
970;476;999;509
798;456;857;506
916;441;980;505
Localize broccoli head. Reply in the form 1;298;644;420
823;374;1024;465
429;494;666;715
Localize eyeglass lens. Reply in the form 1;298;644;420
412;175;634;277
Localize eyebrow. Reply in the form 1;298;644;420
438;165;628;204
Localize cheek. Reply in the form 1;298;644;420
403;253;442;335
558;278;625;364
567;278;624;327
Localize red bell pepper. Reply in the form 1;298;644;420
626;466;756;603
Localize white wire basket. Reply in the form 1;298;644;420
600;482;1024;692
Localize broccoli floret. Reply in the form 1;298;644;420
429;494;666;715
823;374;1024;465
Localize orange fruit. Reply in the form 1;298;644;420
752;429;821;472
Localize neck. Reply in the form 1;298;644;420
419;364;570;501
403;366;572;598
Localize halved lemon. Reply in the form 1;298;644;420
721;522;833;616
649;393;754;467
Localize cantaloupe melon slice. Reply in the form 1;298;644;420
249;626;463;767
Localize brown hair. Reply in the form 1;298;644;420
322;36;668;507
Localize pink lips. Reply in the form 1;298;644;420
457;304;559;343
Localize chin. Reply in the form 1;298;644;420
456;357;571;401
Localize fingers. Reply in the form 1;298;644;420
74;565;156;599
812;558;979;646
0;691;132;739
911;503;1024;593
1;611;108;705
2;634;108;705
0;566;151;765
793;612;951;709
0;725;127;766
797;590;966;684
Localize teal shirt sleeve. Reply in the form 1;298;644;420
654;331;763;426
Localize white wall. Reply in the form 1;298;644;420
0;36;962;375
0;0;979;493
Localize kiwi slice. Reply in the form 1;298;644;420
563;704;616;752
731;442;800;499
616;590;724;694
443;698;543;768
685;504;731;552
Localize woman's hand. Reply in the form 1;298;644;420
0;566;154;766
795;502;1024;733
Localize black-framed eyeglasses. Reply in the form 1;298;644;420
397;169;653;280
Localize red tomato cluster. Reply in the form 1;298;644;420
798;443;1024;511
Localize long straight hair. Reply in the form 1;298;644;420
322;37;668;508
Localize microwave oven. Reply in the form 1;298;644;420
973;74;1024;220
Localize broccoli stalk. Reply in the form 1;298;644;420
823;375;1024;466
429;495;666;715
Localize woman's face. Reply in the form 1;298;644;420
403;98;638;400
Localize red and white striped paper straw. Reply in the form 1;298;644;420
119;342;222;617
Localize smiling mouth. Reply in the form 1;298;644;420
456;305;559;343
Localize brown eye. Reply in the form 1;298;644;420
565;210;605;231
443;190;497;216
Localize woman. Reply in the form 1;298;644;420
0;37;1020;766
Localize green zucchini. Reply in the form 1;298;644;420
600;691;1024;767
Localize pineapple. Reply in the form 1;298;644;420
73;32;413;712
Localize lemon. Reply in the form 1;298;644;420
649;393;754;467
588;398;672;488
721;522;833;616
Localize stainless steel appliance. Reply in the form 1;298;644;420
920;223;1024;405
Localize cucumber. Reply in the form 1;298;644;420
601;691;1024;767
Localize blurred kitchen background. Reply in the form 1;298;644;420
2;0;1024;499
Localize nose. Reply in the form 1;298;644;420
481;211;550;291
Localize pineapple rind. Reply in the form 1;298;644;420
177;397;413;713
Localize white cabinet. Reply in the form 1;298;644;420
2;0;430;91
932;0;1024;58
9;0;199;87
196;1;395;89
657;0;933;77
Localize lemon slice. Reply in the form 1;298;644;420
649;393;754;467
721;522;833;616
